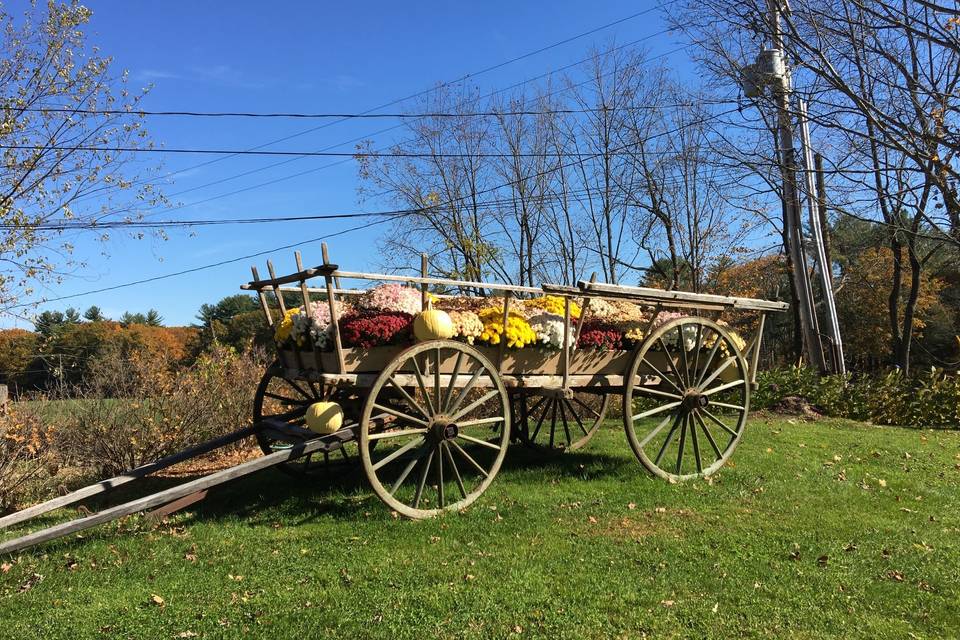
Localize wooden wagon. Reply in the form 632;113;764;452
0;244;786;553
245;244;787;518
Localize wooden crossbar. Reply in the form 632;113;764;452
578;280;790;312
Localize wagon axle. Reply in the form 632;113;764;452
427;418;459;443
681;390;710;411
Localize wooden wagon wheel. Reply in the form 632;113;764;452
359;340;510;519
622;317;750;482
511;390;610;453
253;362;363;475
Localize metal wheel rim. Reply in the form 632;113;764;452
622;318;750;482
359;340;510;519
513;391;609;453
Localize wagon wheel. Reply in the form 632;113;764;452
512;391;610;453
359;340;510;519
253;363;363;476
622;317;749;482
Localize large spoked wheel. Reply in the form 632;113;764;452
512;391;609;453
623;318;750;482
359;341;510;519
253;363;362;476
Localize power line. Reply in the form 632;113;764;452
19;102;723;119
67;8;665;204
7;217;394;309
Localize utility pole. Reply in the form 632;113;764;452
798;101;846;374
761;0;827;372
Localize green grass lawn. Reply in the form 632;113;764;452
1;416;958;639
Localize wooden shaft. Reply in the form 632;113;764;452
321;244;345;374
561;297;571;389
0;435;335;556
250;266;273;327
579;280;789;312
266;261;287;314
330;270;542;294
497;295;511;373
296;251;322;369
321;243;342;290
420;253;429;310
0;426;256;531
750;313;767;386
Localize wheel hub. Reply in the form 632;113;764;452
428;416;458;442
682;389;709;411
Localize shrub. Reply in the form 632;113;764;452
55;345;265;477
0;405;55;512
754;365;960;428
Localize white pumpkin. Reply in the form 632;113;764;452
305;401;344;434
413;300;455;341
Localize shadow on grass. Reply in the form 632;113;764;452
1;440;638;555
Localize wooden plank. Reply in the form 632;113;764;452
579;280;790;312
0;426;256;531
0;384;7;413
0;435;337;555
250;266;274;327
321;243;346;374
540;282;729;312
240;264;338;290
145;490;208;524
332;270;542;294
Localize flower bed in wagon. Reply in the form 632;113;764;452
270;284;748;377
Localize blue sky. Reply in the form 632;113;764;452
13;0;699;328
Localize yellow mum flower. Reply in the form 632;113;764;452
524;295;581;319
274;307;301;344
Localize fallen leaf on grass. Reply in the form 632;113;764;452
1;562;11;574
627;502;636;510
712;602;719;613
176;632;198;638
878;479;887;487
886;570;905;582
817;555;829;567
17;573;42;593
149;594;165;607
660;600;675;607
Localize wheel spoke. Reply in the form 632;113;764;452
434;347;442;414
709;400;746;411
530;397;552;442
442;351;464;413
702;378;745;396
457;416;505;428
410;354;433;416
637;413;674;449
692;324;704;381
457;433;502;451
280;378;312;400
450;389;500;423
548;396;559;449
372;436;425;472
677;328;691;386
442;442;467;499
372;403;429;428
634;386;683;401
571;395;601;418
565;399;589;436
653;411;684;466
448;440;489;478
263;391;306;404
640;357;684;395
701;407;739;438
675;414;688;474
694;412;723;459
699;357;737;391
387;377;431;420
632;400;682;421
658;336;688;388
695;337;723;387
559;399;572;447
368;428;429;441
412;448;434;509
390;443;429;496
436;441;445;508
689;412;703;473
446;368;484;417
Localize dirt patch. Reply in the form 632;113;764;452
769;396;823;419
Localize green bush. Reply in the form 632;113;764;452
754;366;960;428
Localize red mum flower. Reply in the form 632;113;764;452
340;311;413;348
